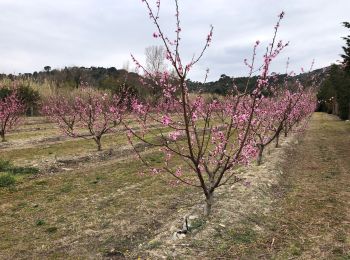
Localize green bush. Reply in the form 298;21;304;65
0;159;11;171
0;174;16;187
0;88;11;100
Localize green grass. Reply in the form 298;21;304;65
0;159;39;188
0;174;16;187
0;159;39;175
35;219;46;226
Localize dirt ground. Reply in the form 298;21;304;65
0;112;349;259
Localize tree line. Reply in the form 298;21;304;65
317;22;350;120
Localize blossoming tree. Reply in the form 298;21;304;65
43;87;126;151
252;85;317;165
0;89;24;142
126;0;290;215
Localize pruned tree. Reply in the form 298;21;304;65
0;89;24;142
42;87;126;151
252;86;316;165
126;0;291;216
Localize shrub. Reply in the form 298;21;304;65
0;174;16;187
0;159;11;171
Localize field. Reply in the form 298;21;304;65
0;112;349;259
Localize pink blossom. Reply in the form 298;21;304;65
161;115;171;125
168;130;181;141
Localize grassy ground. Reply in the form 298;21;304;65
206;112;350;259
264;113;350;259
0;151;200;259
0;113;349;259
0;117;200;259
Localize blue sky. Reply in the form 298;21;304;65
0;0;349;81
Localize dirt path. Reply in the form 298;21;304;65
235;112;350;259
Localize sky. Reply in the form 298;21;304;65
0;0;349;81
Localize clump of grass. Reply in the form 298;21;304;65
215;228;257;244
9;166;39;175
229;229;257;244
36;219;45;226
289;243;302;256
0;174;16;187
46;227;58;233
0;159;39;188
60;183;73;193
147;239;162;249
0;159;39;175
91;176;103;184
0;159;11;171
188;218;205;232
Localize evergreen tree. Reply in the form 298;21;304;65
341;22;350;72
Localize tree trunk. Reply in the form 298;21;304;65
0;130;5;142
204;192;214;216
94;137;102;151
257;144;264;166
275;133;280;148
284;126;288;137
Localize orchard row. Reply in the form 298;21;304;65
0;0;318;215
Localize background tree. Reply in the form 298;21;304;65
43;87;126;151
44;66;51;73
318;65;350;119
317;22;350;119
341;22;350;72
0;90;24;142
0;81;40;116
145;45;166;74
